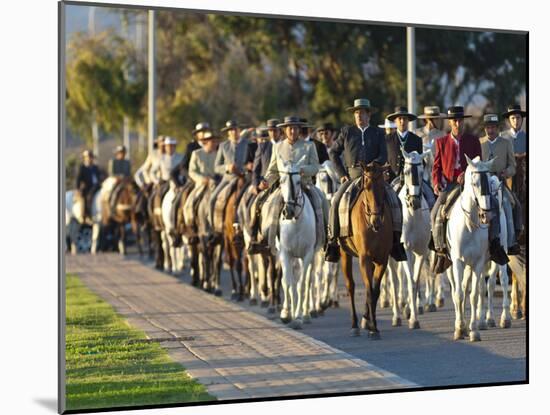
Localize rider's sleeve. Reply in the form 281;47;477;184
329;128;347;178
189;151;206;184
134;155;150;187
252;143;263;186
504;139;516;178
301;142;320;177
214;143;227;175
150;159;161;184
264;144;279;186
432;137;443;188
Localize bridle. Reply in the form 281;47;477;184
460;170;491;229
280;170;304;220
403;160;426;211
362;169;385;231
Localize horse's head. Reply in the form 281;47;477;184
401;149;428;210
465;155;494;225
278;155;305;220
361;161;388;232
489;174;503;209
113;178;138;222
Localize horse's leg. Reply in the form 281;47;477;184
358;254;378;338
91;223;100;255
117;224;125;256
451;260;466;340
236;252;245;301
329;262;339;307
499;264;512;328
407;253;424;329
387;259;402;327
511;272;521;319
280;251;298;327
485;264;496;328
301;251;315;323
424;259;437;312
468;265;482;342
436;270;446;308
341;250;359;336
371;262;387;336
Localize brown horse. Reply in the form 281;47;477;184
131;183;154;258
103;178;137;256
339;162;393;339
223;175;249;301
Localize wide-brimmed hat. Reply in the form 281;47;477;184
417;106;445;119
114;145;126;154
483;114;500;125
221;120;242;132
502;104;527;118
443;106;472;119
387;106;417;122
346;98;373;112
277;116;306;128
266;119;280;129
378;118;397;129
256;127;270;139
317;122;336;132
299;118;314;129
197;130;219;141
164;136;177;145
192;122;211;135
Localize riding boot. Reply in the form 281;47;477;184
325;239;340;263
390;231;407;261
490;238;510;265
508;243;521;255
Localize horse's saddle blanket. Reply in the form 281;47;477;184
337;177;363;238
213;177;239;233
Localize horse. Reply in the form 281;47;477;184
477;175;512;330
275;156;319;329
387;150;431;330
102;177;137;256
340;162;394;339
446;155;495;342
131;184;154;259
314;160;341;313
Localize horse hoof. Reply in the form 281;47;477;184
230;292;238;301
478;321;488;331
214;289;223;297
512;310;523;320
360;317;368;330
500;318;512;329
303;315;312;324
288;319;303;330
486;318;496;328
260;300;269;308
249;298;258;306
469;331;481;342
237;294;244;302
409;320;420;330
392;317;402;327
453;329;464;341
267;306;276;314
436;298;445;308
310;310;318;319
317;308;324;316
418;307;424;315
426;304;437;313
368;331;381;340
350;328;360;337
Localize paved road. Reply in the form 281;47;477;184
210;255;527;388
66;254;415;401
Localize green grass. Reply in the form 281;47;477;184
65;274;215;411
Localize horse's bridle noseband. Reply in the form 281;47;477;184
280;170;304;220
403;160;424;210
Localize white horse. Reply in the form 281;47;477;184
276;156;318;329
447;155;495;342
313;160;341;313
160;183;185;274
477;175;512;330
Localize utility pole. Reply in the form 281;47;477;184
89;6;99;158
136;12;146;154
407;26;417;131
121;11;130;160
147;10;156;155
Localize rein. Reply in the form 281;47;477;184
402;161;427;211
280;171;305;220
460;171;492;230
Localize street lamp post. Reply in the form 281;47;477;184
147;10;156;155
407;26;417;131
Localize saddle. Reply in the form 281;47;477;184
337;177;363;238
213;178;239;233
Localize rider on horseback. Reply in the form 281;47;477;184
479;114;522;255
134;135;165;189
208;120;249;244
107;145;132;218
150;136;183;208
325;98;407;263
431;106;508;268
75;149;103;223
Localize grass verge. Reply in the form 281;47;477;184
65;274;215;411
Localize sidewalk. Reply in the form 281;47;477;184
66;254;415;401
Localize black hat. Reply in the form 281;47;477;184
483;114;500;125
256;127;270;139
299;118;314;128
387;106;417;122
266;119;280;129
317;122;335;132
443;106;472;119
192;122;211;135
277;116;307;128
346;98;374;112
221;120;241;132
502;104;527;119
417;106;444;119
197;130;220;141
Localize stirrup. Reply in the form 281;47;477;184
325;242;340;263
